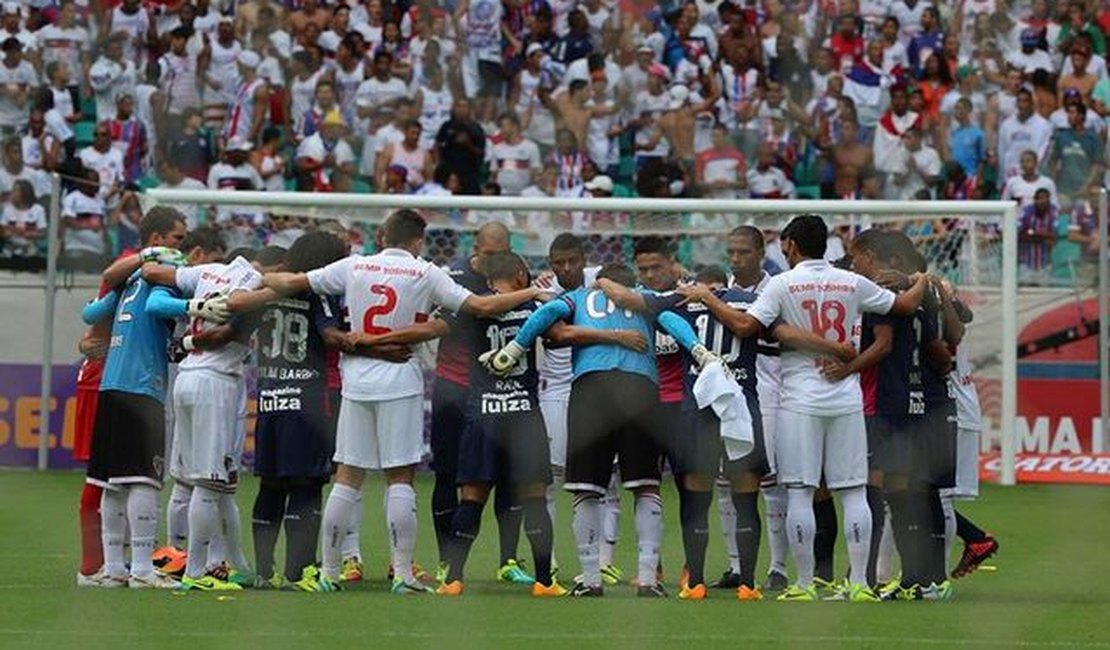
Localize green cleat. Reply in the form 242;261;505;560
777;584;819;602
176;575;243;592
293;566;340;593
813;577;845;600
391;577;433;595
496;559;535;585
848;583;881;602
600;564;624;585
878;577;902;599
922;580;954;601
226;569;255;588
435;562;449;585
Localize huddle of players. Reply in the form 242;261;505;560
76;205;998;598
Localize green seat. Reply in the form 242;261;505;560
352;179;372;194
74;121;96;148
80;96;97;121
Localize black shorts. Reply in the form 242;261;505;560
683;394;768;478
911;402;957;488
86;390;166;489
430;379;468;477
254;392;335;480
867;413;914;475
565;371;661;494
652;400;686;473
477;60;505;98
456;409;552;487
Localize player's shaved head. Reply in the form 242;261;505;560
475;221;511;254
381;209;427;250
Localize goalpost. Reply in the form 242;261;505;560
129;190;1028;483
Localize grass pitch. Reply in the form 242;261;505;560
0;471;1107;650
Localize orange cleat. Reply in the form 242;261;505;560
737;585;764;601
678;583;707;600
436;580;464;596
531;581;568;597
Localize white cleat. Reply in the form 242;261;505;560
77;571;129;588
129;573;180;589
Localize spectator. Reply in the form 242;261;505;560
415;61;453;151
355;50;407;124
458;0;504;125
45;61;80;126
59;167;108;272
511;44;557;152
1057;1;1105;57
0;178;45;264
296;108;356;193
1049;102;1103;202
918;53;953;122
827;14;865;73
1008;28;1054;77
1001;149;1058;208
297;79;341;143
997;88;1053;183
362;97;414;184
332;34;366;122
940;66;987;122
377;119;433;190
488;113;541;196
695;122;747;198
155;158;207;229
943;98;986;180
1050;87;1102;133
287;50;326;137
105;0;153;71
434;98;486;195
1066;185;1105;286
890;0;929;43
889;127;941;200
166;106;214;183
907;6;943;77
221;49;269;143
112;185;143;252
22;108;61;173
158;25;203;139
1058;43;1098;105
1018;187;1059;283
88;33;135;126
0;38;37;137
79;121;124;204
37;1;90;95
746;141;796;199
208;135;265;250
251;126;287;193
106;93;147;185
873;84;920;181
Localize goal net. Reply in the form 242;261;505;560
141;190;1021;484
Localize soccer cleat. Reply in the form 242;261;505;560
569;581;603;598
391;577;433;595
881;584;922;601
776;584;819;601
531;581;568;597
636;583;669;598
255;574;287;590
678;583;707;600
711;569;741;589
128;573;180;589
340;557;364;583
678;566;690;591
152;546;187;577
813;577;845;600
412;563;433;585
496;559;535;585
77;571;127;588
847;583;881;603
952;537;999;579
878;577;902;599
736;585;763;601
600;564;624;585
176;575;243;592
293;566;340;593
762;570;789;595
435;562;449;585
435;580;464;597
226;568;255;588
921;580;954;601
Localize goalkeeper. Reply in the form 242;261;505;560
483;263;719;598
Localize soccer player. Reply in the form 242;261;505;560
484;263;719;597
142;243;264;591
261;210;543;594
599;265;855;600
679;215;928;602
82;211;228;589
74;209;187;587
428;223;533;585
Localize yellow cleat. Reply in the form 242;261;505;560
531;581;568;597
340;557;363;583
678;583;707;600
436;580;464;596
737;585;764;601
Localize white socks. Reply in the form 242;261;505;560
100;487;128;578
386;483;417;584
839;486;873;586
571;493;601;587
184;486;220;579
599;475;621;567
876;506;896;584
941;494;956;571
634;492;663;588
167;482;191;549
547;465;564;568
716;481;741;574
321;483;360;581
341;490;364;561
127;485;159;578
762;483;789;576
219;493;251;572
786;486;817;587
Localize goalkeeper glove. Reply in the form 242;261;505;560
140;246;187;267
479;340;525;377
186;295;231;323
691;343;722;370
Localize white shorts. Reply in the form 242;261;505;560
942;427;980;500
335;395;424;470
540;396;569;468
776;410;868;490
170;369;243;487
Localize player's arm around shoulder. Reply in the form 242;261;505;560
885;272;931;316
770;322;857;363
545;321;648;352
677;283;762;338
595;277;650;312
347;319;452;350
225;287;281;314
81;290;121;325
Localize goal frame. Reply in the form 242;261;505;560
85;190;1030;483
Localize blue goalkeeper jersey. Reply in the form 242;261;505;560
560;286;658;384
99;278;176;403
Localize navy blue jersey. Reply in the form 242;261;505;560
917;302;953;409
434;258;489;387
860;312;925;417
251;292;343;417
644;287;759;405
464;298;542;418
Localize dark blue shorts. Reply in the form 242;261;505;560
456;409;552;487
430;379;468;477
680;393;768;479
254;390;335;479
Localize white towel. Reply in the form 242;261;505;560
692;360;754;461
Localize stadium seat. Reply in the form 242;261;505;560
74;121;95;148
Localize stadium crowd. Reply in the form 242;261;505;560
0;0;1105;282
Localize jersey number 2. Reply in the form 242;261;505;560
362;284;397;335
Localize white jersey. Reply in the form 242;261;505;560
206;39;242;105
418;85;453;149
747;259;896;416
290;69;326;132
223;78;266;140
949;339;983;431
176;258;263;377
490;138;542;196
110;6;151;68
334;62;365;120
537;266;600;401
307;249;473;401
731;270;781;411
